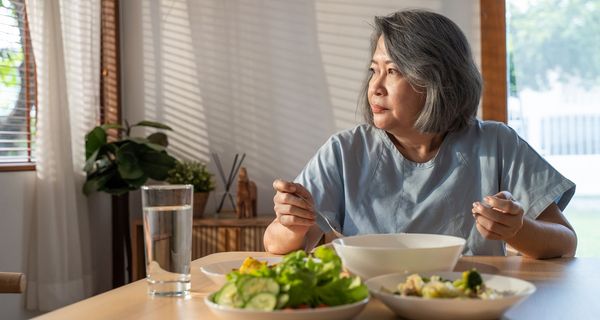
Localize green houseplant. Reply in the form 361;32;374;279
83;120;177;195
166;160;215;218
82;120;177;287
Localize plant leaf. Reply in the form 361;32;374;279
100;168;139;195
85;127;106;159
125;174;148;190
144;142;166;152
123;137;165;151
83;149;100;173
139;150;177;180
116;143;144;179
83;171;114;195
132;120;173;130
147;132;168;147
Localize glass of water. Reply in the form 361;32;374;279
141;184;193;296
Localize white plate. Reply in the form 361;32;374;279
204;295;369;320
200;257;283;286
365;272;535;320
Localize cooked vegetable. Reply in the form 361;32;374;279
238;257;268;274
393;269;502;300
211;247;369;310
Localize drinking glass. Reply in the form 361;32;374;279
141;184;193;296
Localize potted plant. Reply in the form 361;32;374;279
166;160;215;218
83;120;177;195
83;120;177;287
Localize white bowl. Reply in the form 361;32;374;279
332;233;465;279
365;272;536;320
205;294;369;320
200;257;282;286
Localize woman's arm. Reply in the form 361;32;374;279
264;220;309;254
472;191;577;259
506;203;577;259
263;180;317;254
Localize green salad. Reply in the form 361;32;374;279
210;247;369;311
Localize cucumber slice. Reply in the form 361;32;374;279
276;293;289;309
245;292;277;311
215;283;244;308
240;278;279;301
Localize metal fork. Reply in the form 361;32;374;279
316;211;344;238
291;188;344;238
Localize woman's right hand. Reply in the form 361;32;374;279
272;179;316;233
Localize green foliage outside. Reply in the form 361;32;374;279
1;1;24;103
508;0;600;94
166;160;215;193
563;195;600;257
0;49;22;88
83;121;177;196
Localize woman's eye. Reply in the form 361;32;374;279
387;68;398;75
369;67;376;74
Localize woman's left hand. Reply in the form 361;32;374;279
472;191;525;240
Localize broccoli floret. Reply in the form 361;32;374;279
464;269;483;290
453;269;483;293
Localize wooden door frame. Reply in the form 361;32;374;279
480;0;507;123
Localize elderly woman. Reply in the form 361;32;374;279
263;10;577;258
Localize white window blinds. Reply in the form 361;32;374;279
0;0;36;165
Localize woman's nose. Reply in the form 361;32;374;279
373;81;387;96
370;75;386;96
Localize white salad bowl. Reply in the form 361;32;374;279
332;233;465;279
204;295;369;320
365;271;536;320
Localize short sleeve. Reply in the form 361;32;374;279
496;124;576;219
295;136;345;234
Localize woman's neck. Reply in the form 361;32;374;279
386;129;447;163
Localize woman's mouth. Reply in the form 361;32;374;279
371;104;388;113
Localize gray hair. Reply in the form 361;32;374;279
359;10;482;133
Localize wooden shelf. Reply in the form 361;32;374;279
131;214;274;281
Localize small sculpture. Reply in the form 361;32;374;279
236;167;257;218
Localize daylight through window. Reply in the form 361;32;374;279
0;0;36;167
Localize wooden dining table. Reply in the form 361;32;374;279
36;252;600;319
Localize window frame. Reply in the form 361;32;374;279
480;0;508;123
100;0;121;137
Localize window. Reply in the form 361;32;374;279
0;0;36;170
506;0;600;257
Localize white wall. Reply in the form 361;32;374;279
0;172;41;319
121;0;481;219
0;171;112;319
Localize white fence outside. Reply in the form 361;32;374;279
508;82;600;196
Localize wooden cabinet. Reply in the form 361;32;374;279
131;214;273;281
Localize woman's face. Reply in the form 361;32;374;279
367;36;426;132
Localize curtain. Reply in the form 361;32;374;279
25;0;100;311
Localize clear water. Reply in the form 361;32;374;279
143;205;193;296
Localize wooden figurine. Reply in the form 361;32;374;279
236;167;257;218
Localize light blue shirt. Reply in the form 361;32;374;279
295;120;575;255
